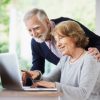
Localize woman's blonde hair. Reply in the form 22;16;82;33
52;21;89;48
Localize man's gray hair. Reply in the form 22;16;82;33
24;8;47;22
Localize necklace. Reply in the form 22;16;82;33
69;49;85;63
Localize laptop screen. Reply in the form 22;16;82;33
0;53;22;90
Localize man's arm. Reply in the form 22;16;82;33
30;39;45;74
78;22;100;51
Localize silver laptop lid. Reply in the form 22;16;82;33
0;53;22;90
0;53;57;91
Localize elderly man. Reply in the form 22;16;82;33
24;8;100;74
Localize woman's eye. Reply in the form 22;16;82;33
59;37;62;39
59;36;65;39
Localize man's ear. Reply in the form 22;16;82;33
45;18;51;27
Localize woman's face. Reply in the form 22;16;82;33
54;31;76;56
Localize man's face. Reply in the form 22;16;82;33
25;16;50;43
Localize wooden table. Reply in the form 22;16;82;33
0;88;62;100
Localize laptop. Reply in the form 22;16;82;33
0;53;57;91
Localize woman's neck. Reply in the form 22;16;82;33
69;48;85;63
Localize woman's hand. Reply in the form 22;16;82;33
31;81;56;88
22;70;40;85
88;47;100;61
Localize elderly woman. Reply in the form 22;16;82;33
22;21;100;100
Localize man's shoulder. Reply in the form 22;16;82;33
51;17;72;21
31;39;46;48
51;17;74;24
31;39;43;46
31;38;38;45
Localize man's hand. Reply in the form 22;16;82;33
88;47;100;61
31;81;56;88
21;70;40;85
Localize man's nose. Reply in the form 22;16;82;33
31;29;36;37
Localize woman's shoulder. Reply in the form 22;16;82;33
83;52;100;73
84;52;99;64
60;56;68;63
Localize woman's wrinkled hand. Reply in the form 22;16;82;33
31;81;56;88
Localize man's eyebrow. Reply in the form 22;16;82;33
33;25;40;29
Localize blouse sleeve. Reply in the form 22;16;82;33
42;56;67;82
